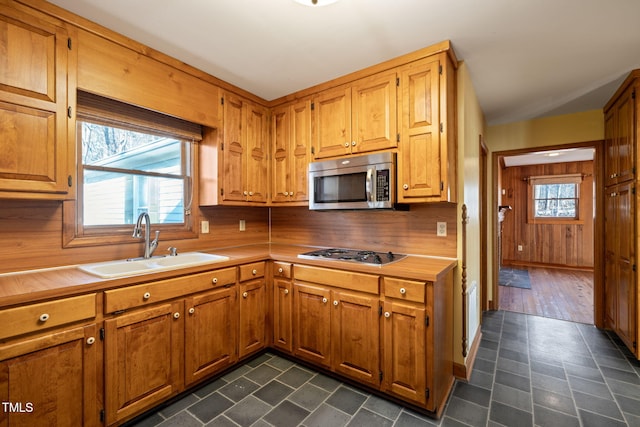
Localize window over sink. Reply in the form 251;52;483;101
64;92;202;247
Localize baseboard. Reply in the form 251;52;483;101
453;330;482;381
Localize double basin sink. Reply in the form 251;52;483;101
77;252;230;278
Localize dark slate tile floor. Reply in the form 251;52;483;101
127;311;640;426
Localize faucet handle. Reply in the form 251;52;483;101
168;247;178;256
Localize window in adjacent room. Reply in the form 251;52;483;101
65;91;202;245
528;174;583;223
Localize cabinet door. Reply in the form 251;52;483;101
291;100;312;201
331;290;380;386
104;301;182;425
272;105;292;203
0;10;69;197
185;287;237;386
351;72;397;154
604;109;618;187
273;277;293;353
397;58;442;202
222;92;247;202
293;282;331;367
0;324;99;427
239;279;267;358
615;89;635;184
615;183;636;352
381;300;427;407
313;86;351;159
246;103;269;203
604;188;618;329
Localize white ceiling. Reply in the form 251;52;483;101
48;0;640;126
503;148;595;167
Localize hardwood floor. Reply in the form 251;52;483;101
499;266;594;324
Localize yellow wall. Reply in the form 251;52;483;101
484;109;604;305
456;61;485;368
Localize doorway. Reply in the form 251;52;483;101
492;141;603;326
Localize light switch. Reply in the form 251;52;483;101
200;220;209;234
239;219;246;231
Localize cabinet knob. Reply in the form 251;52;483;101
212;277;218;284
333;300;339;306
284;191;289;196
189;307;195;314
252;269;257;275
243;190;248;196
39;313;50;322
400;288;407;295
278;267;283;273
384;312;391;318
249;191;254;196
351;141;356;146
243;292;248;298
173;312;180;319
322;297;328;304
345;142;350;147
611;192;618;197
86;337;96;345
143;292;151;300
403;184;409;190
284;289;289;295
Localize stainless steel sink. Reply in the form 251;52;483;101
77;252;230;278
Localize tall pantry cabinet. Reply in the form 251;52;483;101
604;70;639;357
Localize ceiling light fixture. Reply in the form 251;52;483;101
293;0;339;7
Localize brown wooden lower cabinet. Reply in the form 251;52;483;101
273;276;293;353
238;262;268;359
0;324;100;427
184;286;237;387
104;301;183;426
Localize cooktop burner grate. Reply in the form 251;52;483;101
298;248;407;266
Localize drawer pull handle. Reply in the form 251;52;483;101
400;288;407;295
39;313;50;322
403;184;409;190
86;337;96;345
322;297;328;304
243;292;248;298
173;312;180;319
278;267;283;273
143;292;151;300
252;269;258;275
189;308;195;314
384;312;391;318
212;278;218;284
284;289;289;295
333;300;339;306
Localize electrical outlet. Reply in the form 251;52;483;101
437;222;447;237
200;220;209;234
517;244;523;252
239;219;246;231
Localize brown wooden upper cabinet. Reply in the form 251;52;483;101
312;72;397;159
397;54;456;203
271;99;312;204
604;83;635;187
0;7;71;199
220;92;270;205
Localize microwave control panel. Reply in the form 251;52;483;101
376;170;390;201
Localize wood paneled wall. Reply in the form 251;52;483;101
270;204;457;258
0;201;269;274
500;160;594;269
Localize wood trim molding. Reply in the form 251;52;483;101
453;330;482;381
461;204;468;358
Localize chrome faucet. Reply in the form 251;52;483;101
132;212;160;259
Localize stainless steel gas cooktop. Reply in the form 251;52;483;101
298;248;407;266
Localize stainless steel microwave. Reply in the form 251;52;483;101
308;152;396;210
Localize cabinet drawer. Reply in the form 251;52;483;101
273;262;291;279
239;262;266;282
383;277;425;303
0;293;97;340
294;264;379;294
104;267;237;313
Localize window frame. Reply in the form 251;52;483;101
63;94;200;248
527;174;584;225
